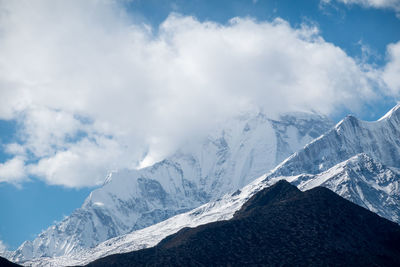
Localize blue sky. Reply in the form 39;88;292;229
0;0;399;250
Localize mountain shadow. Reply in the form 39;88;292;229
0;256;21;267
86;180;400;267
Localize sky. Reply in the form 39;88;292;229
0;0;399;250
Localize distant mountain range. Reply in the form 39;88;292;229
10;111;333;263
86;181;400;267
6;104;400;266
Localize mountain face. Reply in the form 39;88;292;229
24;104;400;267
11;111;333;263
265;104;400;224
287;153;400;223
86;181;400;267
11;105;400;266
24;151;400;266
271;104;400;177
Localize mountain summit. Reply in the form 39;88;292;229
271;103;400;177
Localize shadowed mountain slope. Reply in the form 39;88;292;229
0;256;20;267
86;180;400;267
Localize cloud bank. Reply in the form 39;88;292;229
0;0;397;187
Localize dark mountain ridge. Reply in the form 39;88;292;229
0;256;20;267
86;180;400;267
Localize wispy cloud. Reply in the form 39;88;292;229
321;0;400;16
383;41;400;95
0;240;7;253
0;0;396;188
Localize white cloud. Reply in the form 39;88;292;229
383;41;400;95
0;0;395;188
28;137;132;187
322;0;400;14
0;240;7;253
0;156;27;184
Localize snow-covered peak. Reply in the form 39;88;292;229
286;153;400;222
334;114;361;133
271;105;400;178
11;110;333;264
17;105;400;266
378;103;400;122
29;152;400;267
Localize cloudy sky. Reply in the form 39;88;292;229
0;0;399;250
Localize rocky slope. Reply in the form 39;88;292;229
11;111;332;263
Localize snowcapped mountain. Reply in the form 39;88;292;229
11;111;333;263
279;153;400;223
20;174;271;266
88;181;400;267
272;104;400;177
25;152;400;266
18;104;400;267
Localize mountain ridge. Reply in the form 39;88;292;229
85;181;400;267
15;104;400;266
10;111;333;263
24;153;400;266
271;103;400;177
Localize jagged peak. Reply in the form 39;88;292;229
344;153;393;173
334;114;360;133
378;103;400;121
333;103;400;132
335;153;379;169
378;103;400;122
348;152;374;162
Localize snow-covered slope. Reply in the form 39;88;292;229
11;111;332;263
272;104;400;177
286;153;400;222
26;152;400;266
20;174;271;266
16;105;400;266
